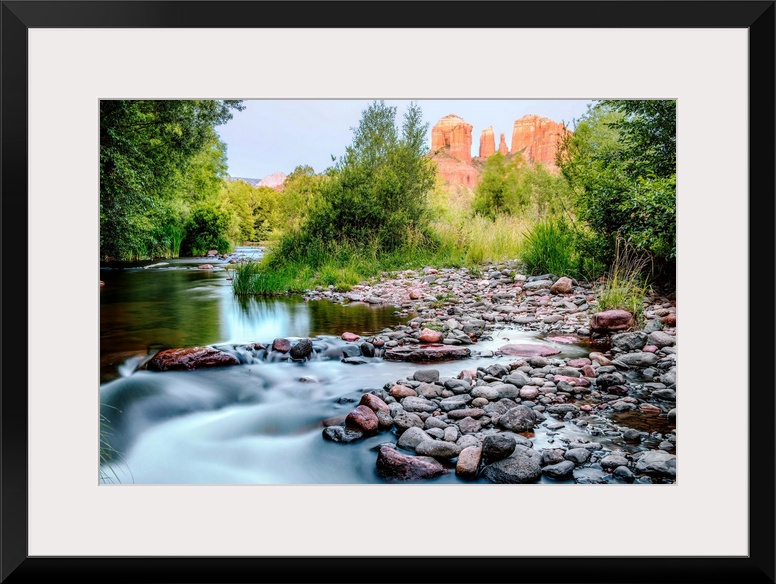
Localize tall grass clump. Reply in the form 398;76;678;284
100;409;132;484
520;216;582;278
595;237;652;326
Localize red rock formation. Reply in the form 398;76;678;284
479;126;495;158
431;114;473;162
498;133;509;154
510;115;568;170
429;152;481;188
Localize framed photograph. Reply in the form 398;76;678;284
4;1;774;582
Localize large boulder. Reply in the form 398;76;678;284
482;445;542;484
375;445;448;481
384;345;471;362
146;346;239;371
590;310;635;333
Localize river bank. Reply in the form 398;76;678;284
114;255;677;485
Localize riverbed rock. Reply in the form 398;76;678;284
613;352;659;367
634;450;676;478
197;264;214;270
498;405;538;432
550;277;574;294
397;426;432;450
414;369;440;383
482;433;516;462
345;405;379;433
146;346;239;371
482;445;542;484
322;426;364;443
341;332;361;342
359;393;390;414
611;332;647;352
384;345;472;362
289;338;313;360
456;446;482;478
271;338;291;353
542;460;575;479
415;439;462;459
418;328;444;343
590;310;634;333
498;344;561;357
375;445;448;481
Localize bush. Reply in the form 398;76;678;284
181;202;236;256
520;217;580;278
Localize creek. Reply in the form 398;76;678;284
99;248;673;485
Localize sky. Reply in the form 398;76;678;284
215;99;596;181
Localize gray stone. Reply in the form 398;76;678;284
614;353;659;367
635;450;676;478
647;331;675;348
322;426;364;443
482;433;517;462
498;405;537;432
392;410;424;432
401;396;440;413
542;460;576;480
414;369;440;383
415;439;462;460
564;448;591;465
398;426;432;450
611;332;648;352
482;445;542;484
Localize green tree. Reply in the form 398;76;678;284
284;100;436;257
472;152;523;218
100;99;244;260
557;100;676;280
276;165;324;232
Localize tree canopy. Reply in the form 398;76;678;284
100;99;244;260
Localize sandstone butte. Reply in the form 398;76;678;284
429;113;570;188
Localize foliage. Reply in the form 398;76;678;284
594;237;651;327
472;152;525;218
277;100;437;261
520;217;584;279
472;152;574;221
274;165;325;234
181;201;237;256
557;100;676;283
100;99;244;260
100;409;132;484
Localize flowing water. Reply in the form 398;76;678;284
99;248;672;485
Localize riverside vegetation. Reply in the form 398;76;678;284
100;98;676;484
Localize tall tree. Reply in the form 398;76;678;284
100;99;244;260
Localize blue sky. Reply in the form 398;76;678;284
216;99;596;180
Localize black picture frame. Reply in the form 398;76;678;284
2;1;774;583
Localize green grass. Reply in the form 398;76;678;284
594;237;651;327
100;409;132;484
519;217;580;278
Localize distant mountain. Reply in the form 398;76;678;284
227;176;261;186
227;172;287;191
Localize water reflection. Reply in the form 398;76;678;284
100;256;410;381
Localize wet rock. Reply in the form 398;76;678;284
498;344;561;357
414;369;440;383
447;408;485;420
390;384;418;399
392;410;424;432
590;310;634;333
322;426;364;443
415;439;462;459
504;371;531;387
197;264;214;270
660;314;677;327
600;453;630;471
401;396;440;413
345;405;379;433
611;332;647;352
635;450;676;478
146;346;239;371
375;445;447;481
564;448;591;465
613;466;635;482
614;353;659;367
342;357;369;365
456;446;482;478
418;328;444;343
541;448;566;466
439;395;471;412
457;417;482;434
289;339;313;360
542;460;575;479
397;426;432;450
359;393;390;414
647;331;675;348
341;332;361;342
482;433;516;462
482;445;542;484
415;382;443;399
384;345;471;362
498;405;537;432
271;338;291;353
360;342;375;357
